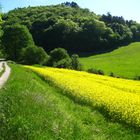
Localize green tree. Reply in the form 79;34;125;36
71;54;82;70
109;23;133;43
3;4;139;53
44;19;80;51
48;48;71;68
0;7;4;56
62;2;79;8
2;24;34;61
80;18;114;51
21;45;48;65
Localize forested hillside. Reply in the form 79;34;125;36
2;2;140;53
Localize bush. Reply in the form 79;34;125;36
48;48;71;68
134;76;140;80
87;68;98;74
53;58;71;68
87;68;104;75
110;72;115;77
109;72;120;78
49;48;70;62
21;46;49;65
71;54;82;70
97;70;104;75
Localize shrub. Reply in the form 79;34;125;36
71;54;82;70
134;76;140;80
97;70;104;75
109;72;120;78
48;48;71;68
21;46;49;65
49;48;70;61
87;68;98;74
110;72;115;77
87;68;104;75
53;58;71;68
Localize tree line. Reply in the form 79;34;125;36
2;2;140;53
0;2;140;68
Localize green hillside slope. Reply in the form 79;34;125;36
80;42;140;79
1;64;140;139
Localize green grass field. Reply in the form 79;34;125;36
80;42;140;79
1;64;140;139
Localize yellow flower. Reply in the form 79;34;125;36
25;66;140;127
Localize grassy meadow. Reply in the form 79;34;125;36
0;64;140;140
80;42;140;79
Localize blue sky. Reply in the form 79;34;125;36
0;0;140;22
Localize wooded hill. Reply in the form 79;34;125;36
2;2;140;53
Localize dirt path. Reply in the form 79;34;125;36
0;62;11;88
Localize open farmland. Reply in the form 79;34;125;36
26;66;140;128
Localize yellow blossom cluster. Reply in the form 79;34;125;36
25;66;140;127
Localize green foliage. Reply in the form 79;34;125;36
3;4;137;53
87;68;98;74
62;2;79;8
50;48;69;61
134;76;140;80
110;72;116;77
71;54;82;70
21;45;48;65
0;12;3;52
1;4;140;68
2;24;34;61
3;4;140;53
0;49;4;58
109;23;133;42
43;18;81;51
100;13;140;45
87;68;104;75
97;69;104;75
0;63;5;77
48;49;82;69
48;48;71;68
53;58;71;68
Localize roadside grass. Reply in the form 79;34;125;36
0;64;140;140
80;42;140;79
0;63;6;77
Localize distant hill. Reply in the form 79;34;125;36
80;42;140;79
2;3;140;53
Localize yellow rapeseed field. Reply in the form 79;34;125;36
25;66;140;127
